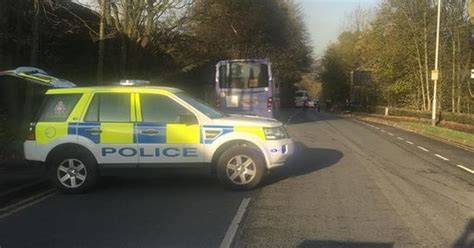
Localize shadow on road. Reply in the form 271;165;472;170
96;170;225;193
452;218;474;248
284;110;342;125
263;142;343;186
298;240;394;248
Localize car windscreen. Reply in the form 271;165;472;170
219;62;269;89
295;92;308;97
176;92;224;119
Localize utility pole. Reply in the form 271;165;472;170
431;0;441;126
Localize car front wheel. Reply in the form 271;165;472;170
217;145;266;190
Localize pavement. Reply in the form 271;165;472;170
0;109;473;248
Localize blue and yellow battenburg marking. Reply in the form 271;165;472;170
202;125;234;144
67;123;251;144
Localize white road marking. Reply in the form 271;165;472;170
0;189;57;219
374;127;380;130
220;198;251;248
0;180;44;197
417;146;429;152
388;132;394;136
381;129;386;133
434;154;449;161
286;111;301;124
397;137;404;141
405;141;414;145
456;165;474;174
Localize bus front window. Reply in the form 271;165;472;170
219;62;269;89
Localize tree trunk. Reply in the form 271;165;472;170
120;34;127;77
22;0;41;132
97;0;106;85
456;31;462;113
0;0;6;69
120;0;130;77
423;12;431;111
414;35;427;110
30;0;40;66
451;34;456;112
8;1;25;131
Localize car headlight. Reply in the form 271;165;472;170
264;126;289;140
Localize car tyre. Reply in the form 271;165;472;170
216;145;266;190
49;149;99;194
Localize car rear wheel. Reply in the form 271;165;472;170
50;150;98;194
217;145;265;190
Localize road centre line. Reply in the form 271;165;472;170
405;141;414;145
381;129;386;133
397;137;404;140
434;154;449;161
286;111;301;124
456;165;474;174
417;146;430;152
388;132;394;136
220;198;251;248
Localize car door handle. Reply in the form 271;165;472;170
140;129;159;136
86;128;102;135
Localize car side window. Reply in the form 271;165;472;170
85;93;130;122
140;94;194;123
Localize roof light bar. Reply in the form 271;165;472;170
119;79;150;86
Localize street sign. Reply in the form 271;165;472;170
431;70;438;81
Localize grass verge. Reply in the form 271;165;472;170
353;114;474;149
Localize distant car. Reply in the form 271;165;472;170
295;90;309;108
307;99;315;108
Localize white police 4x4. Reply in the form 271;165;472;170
6;68;294;193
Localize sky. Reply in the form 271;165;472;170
299;0;380;57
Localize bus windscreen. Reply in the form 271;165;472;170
219;62;269;89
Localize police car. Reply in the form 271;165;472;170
2;67;294;193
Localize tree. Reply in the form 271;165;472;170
186;0;313;104
321;0;473;113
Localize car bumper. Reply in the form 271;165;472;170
24;141;47;162
265;138;294;169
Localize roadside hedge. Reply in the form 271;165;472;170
364;106;474;126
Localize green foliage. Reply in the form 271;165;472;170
368;106;474;125
321;0;473;114
0;0;313;160
399;122;474;146
388;108;432;119
320;45;351;103
186;0;313;84
441;112;474;126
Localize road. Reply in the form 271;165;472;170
0;110;473;248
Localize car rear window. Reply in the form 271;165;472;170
38;94;82;122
